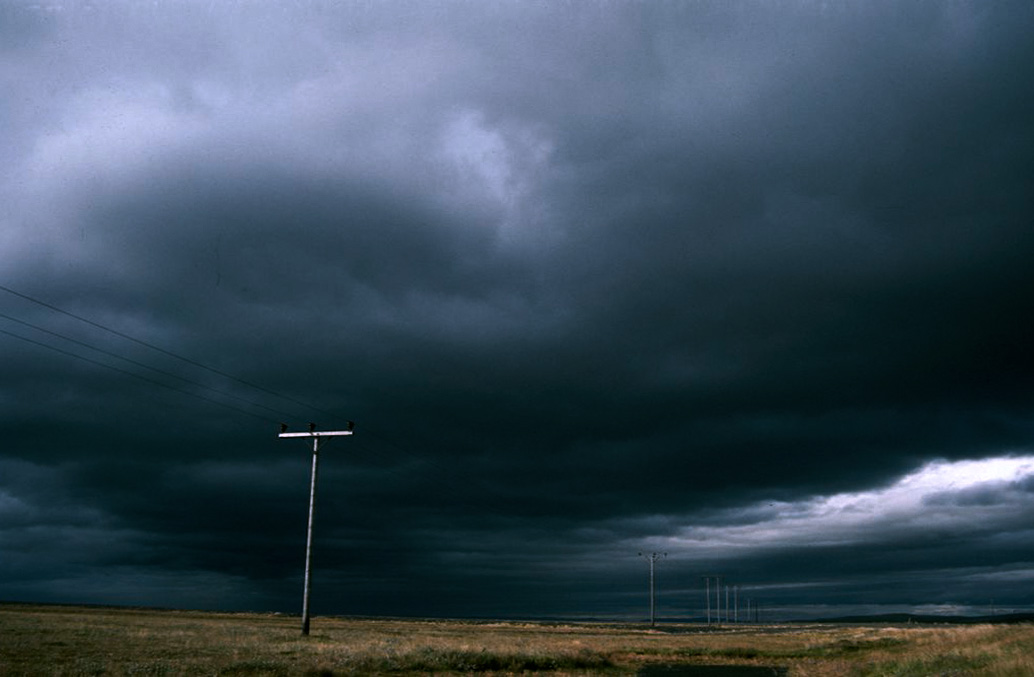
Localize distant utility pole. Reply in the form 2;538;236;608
279;421;354;636
703;577;711;626
639;552;666;626
702;576;721;627
703;578;719;628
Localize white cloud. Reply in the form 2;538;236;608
662;454;1034;557
441;111;515;205
26;84;207;188
437;109;554;243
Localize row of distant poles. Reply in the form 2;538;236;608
640;553;761;627
702;575;761;626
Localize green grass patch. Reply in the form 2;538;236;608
855;651;992;676
2;604;1031;676
642;635;908;662
345;647;615;673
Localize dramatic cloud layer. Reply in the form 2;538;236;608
2;0;1034;620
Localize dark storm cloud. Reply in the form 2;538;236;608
3;0;1034;619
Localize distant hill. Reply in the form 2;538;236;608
810;612;1034;625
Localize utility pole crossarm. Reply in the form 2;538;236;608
278;430;354;438
279;421;354;438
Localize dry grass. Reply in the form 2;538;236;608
2;603;1033;675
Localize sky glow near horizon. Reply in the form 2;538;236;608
659;454;1034;556
2;0;1034;620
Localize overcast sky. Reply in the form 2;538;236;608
2;0;1034;622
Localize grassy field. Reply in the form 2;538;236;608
2;603;1034;675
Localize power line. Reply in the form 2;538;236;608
0;282;522;523
1;317;517;525
0;310;304;422
0;283;332;417
0;326;273;423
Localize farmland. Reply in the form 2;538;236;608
2;603;1033;675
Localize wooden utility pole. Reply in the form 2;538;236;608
279;422;354;636
702;576;721;626
703;577;711;626
639;552;666;626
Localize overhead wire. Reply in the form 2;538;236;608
0;282;520;520
0;326;273;423
0;310;304;422
0;283;332;418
